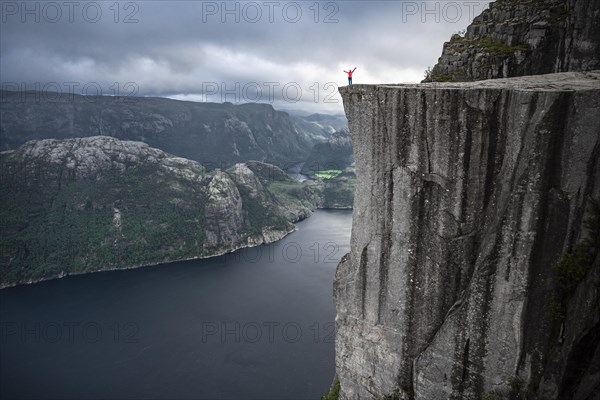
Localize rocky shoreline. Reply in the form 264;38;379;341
0;224;298;290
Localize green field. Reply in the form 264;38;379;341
315;169;343;179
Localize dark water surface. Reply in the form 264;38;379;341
0;210;352;399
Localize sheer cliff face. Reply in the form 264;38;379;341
426;0;600;82
335;72;600;399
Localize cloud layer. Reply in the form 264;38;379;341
1;1;490;112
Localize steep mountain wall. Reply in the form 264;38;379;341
425;0;600;82
336;71;600;399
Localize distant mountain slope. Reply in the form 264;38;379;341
291;113;348;137
304;113;348;129
0;91;325;167
302;129;353;175
0;136;319;287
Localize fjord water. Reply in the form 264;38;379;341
0;210;351;399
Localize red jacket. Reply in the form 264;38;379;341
345;68;356;78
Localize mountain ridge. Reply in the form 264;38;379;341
0;136;313;287
0;90;347;169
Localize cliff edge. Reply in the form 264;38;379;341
335;71;600;399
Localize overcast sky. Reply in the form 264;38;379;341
1;0;491;113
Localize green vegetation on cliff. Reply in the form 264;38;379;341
320;379;340;400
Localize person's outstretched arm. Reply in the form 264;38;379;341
343;70;348;73
352;67;357;72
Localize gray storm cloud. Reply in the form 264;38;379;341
1;0;490;112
